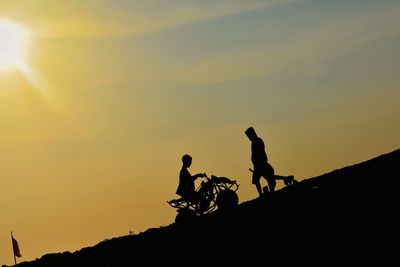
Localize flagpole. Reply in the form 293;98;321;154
11;231;17;266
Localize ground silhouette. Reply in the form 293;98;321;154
5;149;398;266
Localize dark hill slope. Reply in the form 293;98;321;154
10;149;399;266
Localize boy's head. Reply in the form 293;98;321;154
245;126;257;140
182;154;192;167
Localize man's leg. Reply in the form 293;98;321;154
264;163;276;192
266;176;276;192
252;172;263;197
255;182;263;197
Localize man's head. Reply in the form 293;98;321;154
182;154;192;167
245;126;257;141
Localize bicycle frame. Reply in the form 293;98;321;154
168;175;239;216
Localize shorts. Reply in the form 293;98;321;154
252;163;275;184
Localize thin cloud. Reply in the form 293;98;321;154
174;3;400;84
0;0;299;38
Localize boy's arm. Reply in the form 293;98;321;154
192;173;206;180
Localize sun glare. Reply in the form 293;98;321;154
0;20;30;71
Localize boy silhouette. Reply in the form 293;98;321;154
176;154;206;203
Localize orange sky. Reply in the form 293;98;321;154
1;0;400;264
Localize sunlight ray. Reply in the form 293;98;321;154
0;19;56;109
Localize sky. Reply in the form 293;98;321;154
1;0;399;264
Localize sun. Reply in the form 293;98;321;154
0;20;30;71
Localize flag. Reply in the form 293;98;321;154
12;236;21;258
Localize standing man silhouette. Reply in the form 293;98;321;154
245;126;294;197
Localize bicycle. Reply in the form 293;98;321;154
168;174;239;224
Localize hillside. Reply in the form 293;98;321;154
7;149;399;266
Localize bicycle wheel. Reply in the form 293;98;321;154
216;189;239;210
175;209;197;225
